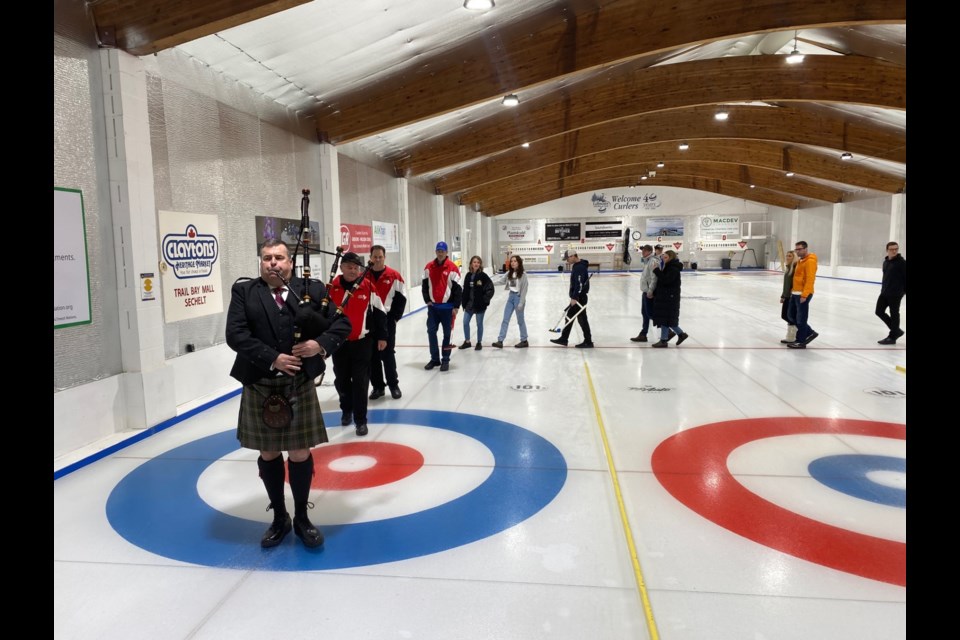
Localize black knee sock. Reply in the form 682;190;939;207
257;455;288;519
287;454;315;518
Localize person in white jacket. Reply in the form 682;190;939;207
630;245;657;343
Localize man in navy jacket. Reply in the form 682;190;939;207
550;249;594;348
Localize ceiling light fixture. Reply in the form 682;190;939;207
715;111;729;121
678;142;689;151
785;171;795;177
841;152;853;161
656;162;665;168
786;31;805;64
463;0;495;10
750;184;756;189
501;93;519;107
521;142;530;148
640;175;648;181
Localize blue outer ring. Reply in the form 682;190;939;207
808;454;906;508
106;409;567;570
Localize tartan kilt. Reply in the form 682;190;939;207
237;374;328;451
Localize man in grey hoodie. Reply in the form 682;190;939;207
630;244;657;343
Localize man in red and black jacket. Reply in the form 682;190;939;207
421;241;462;372
327;252;388;436
365;244;407;399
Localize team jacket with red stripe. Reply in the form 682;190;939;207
421;258;462;308
365;266;408;322
327;275;388;342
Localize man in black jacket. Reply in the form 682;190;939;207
876;241;906;345
226;239;351;550
550;249;594;348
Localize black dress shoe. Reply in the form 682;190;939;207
491;341;503;348
341;411;353;426
355;422;368;436
260;514;292;548
475;343;482;351
514;340;529;348
458;341;472;349
630;334;648;343
389;385;402;399
440;362;450;371
575;341;594;348
550;338;568;346
369;388;385;400
651;341;668;348
424;361;441;370
293;514;324;548
878;337;897;345
804;331;819;345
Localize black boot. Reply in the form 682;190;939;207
258;455;291;548
288;455;324;548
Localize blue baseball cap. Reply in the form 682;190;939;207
436;241;448;251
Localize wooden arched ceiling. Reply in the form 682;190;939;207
481;176;803;216
398;55;905;176
463;160;847;209
86;0;906;215
435;110;906;194
309;0;905;143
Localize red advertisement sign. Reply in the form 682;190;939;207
339;223;373;254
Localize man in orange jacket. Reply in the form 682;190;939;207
787;240;819;349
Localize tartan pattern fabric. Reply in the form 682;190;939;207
237;373;328;451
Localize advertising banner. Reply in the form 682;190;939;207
159;210;224;322
545;222;581;241
372;220;400;252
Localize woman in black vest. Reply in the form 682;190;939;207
459;256;495;350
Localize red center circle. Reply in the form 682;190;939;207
307;442;424;490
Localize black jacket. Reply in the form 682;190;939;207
881;254;906;297
461;270;495;312
226;276;351;385
652;259;683;327
569;259;591;299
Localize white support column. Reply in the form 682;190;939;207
889;193;904;245
317;143;341;277
830;202;844;277
434;194;445;243
101;49;175;430
396;177;411;305
789;208;800;252
458;204;468;260
473;209;483;267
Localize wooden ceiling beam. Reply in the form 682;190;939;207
464;161;846;207
433;105;906;192
400;55;905;176
312;0;905;142
90;0;310;56
481;176;803;216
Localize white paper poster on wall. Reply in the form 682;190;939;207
584;220;623;239
699;215;740;241
54;188;92;328
372;220;400;252
498;222;536;242
159;210;224;323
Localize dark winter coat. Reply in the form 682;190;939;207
652;258;683;327
461;270;495;313
881;254;906;297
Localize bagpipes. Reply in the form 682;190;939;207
549;301;587;333
271;189;373;343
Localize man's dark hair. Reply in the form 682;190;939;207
886;241;899;250
260;239;288;255
795;240;808;249
370;244;387;255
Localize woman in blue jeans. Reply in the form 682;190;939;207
458;256;495;351
492;255;529;348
